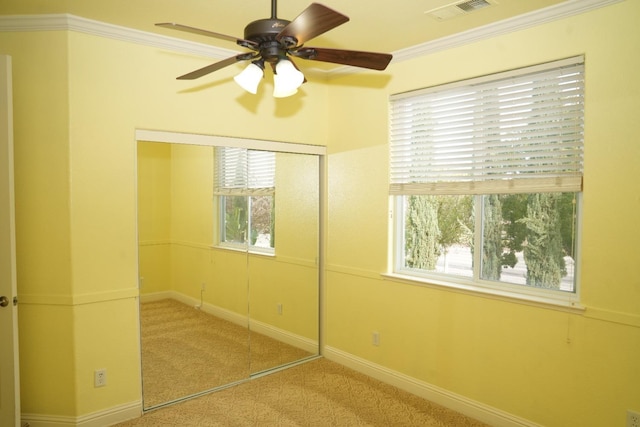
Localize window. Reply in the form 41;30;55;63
215;147;275;253
389;57;584;302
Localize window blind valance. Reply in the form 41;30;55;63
389;57;585;195
214;147;275;196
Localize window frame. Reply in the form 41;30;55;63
217;194;275;255
215;147;276;255
387;57;585;310
391;193;583;308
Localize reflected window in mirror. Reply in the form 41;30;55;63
215;147;275;254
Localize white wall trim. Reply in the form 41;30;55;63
140;291;317;353
22;400;142;427
0;13;236;60
388;0;623;65
18;287;139;307
250;319;318;354
323;346;541;427
144;290;249;327
0;0;623;76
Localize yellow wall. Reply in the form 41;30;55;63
4;31;77;415
325;1;640;426
7;32;73;299
137;142;171;294
2;1;639;425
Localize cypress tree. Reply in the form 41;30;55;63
405;195;441;270
482;194;503;280
521;193;567;288
500;194;528;268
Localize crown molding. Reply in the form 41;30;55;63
390;0;623;65
0;13;237;60
0;0;624;75
328;0;623;77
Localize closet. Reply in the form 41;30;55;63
136;131;323;409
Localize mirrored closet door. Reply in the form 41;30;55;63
136;133;322;410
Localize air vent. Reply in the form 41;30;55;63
456;0;492;12
425;0;497;21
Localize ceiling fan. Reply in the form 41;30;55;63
156;1;393;97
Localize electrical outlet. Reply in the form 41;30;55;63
277;303;283;315
94;369;107;388
628;410;640;427
201;282;206;291
372;331;380;346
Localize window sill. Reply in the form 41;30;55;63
381;272;585;314
211;244;275;257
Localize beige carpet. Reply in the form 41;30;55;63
117;357;488;426
130;299;489;426
140;299;314;408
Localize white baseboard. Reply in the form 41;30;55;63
140;291;316;353
323;346;539;427
22;401;141;427
140;290;247;327
138;290;174;303
250;319;318;354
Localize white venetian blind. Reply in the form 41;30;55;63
389;57;585;195
214;147;275;195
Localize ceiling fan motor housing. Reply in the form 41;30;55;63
244;18;294;63
244;19;291;43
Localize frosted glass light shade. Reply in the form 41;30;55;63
273;74;298;98
234;62;264;94
273;59;304;98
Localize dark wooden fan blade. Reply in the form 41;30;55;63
296;47;392;71
276;3;349;46
156;23;258;48
176;54;254;80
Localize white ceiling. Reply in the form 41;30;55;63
1;0;570;56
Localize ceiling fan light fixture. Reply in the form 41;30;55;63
272;77;298;98
273;58;304;98
234;61;265;94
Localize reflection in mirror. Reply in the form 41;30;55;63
136;140;320;410
247;152;319;374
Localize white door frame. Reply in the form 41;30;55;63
0;54;21;427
